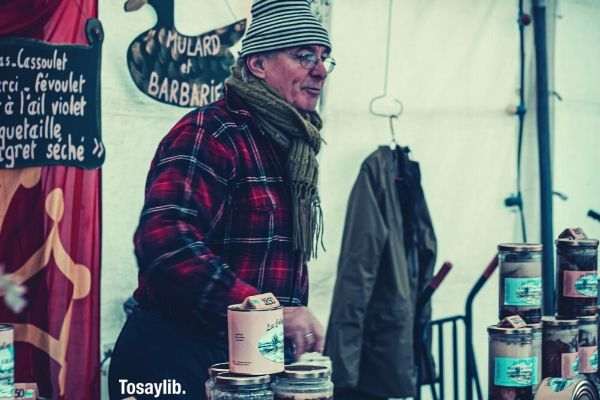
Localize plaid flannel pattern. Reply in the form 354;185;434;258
133;95;308;334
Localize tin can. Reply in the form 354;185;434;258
542;317;579;379
213;373;273;400
488;325;534;400
0;324;14;398
206;362;229;400
534;377;599;400
227;305;284;375
273;364;333;400
556;238;599;318
498;244;543;324
578;315;598;374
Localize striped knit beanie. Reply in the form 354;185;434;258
240;0;331;57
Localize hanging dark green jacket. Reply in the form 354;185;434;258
324;146;437;398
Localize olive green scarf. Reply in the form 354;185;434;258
225;61;324;262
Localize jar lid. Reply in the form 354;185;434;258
215;372;270;386
542;316;579;327
487;325;532;335
281;364;331;379
555;238;599;248
208;362;229;378
498;243;543;252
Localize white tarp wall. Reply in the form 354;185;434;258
99;0;600;398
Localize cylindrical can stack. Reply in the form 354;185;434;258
207;363;334;400
489;232;599;399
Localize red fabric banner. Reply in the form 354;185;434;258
0;1;101;399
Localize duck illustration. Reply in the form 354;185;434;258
124;0;246;107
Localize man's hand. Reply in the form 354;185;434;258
283;306;324;359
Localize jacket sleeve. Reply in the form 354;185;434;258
133;116;258;321
324;164;388;388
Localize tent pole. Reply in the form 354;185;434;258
532;0;555;316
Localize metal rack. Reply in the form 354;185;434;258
417;255;499;400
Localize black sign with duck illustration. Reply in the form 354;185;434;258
125;0;246;108
0;19;104;169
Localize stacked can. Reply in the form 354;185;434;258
498;244;543;324
542;317;580;379
555;238;599;319
489;244;542;399
488;326;535;400
273;364;333;400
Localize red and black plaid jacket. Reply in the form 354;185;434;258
133;92;308;334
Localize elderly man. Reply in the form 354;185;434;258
108;0;334;399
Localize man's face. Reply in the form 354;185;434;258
259;45;331;112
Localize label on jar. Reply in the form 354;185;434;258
0;342;14;398
504;277;542;306
546;378;575;393
561;352;579;378
494;356;535;387
563;271;597;298
579;346;598;373
258;318;284;363
531;356;540;384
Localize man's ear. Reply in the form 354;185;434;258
246;54;268;79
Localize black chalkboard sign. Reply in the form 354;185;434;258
0;19;104;169
125;0;246;108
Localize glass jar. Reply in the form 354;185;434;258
542;317;579;379
498;244;543;324
206;362;229;400
213;373;273;400
578;315;598;374
529;324;542;393
488;326;534;400
556;238;599;318
273;364;333;400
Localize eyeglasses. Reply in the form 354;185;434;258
287;50;336;73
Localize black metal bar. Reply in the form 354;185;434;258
432;315;464;325
452;320;459;400
424;334;439;400
415;262;453;400
532;0;555;316
426;316;464;400
465;256;499;400
470;350;483;400
438;323;445;400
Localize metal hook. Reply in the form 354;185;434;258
369;96;404;118
389;115;399;148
